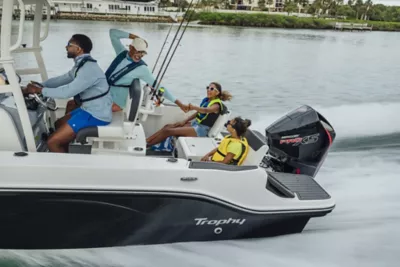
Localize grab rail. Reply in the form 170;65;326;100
10;0;25;51
40;0;51;41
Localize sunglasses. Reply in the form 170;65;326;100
206;86;217;91
66;42;80;48
224;120;233;128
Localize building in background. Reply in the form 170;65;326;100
52;0;159;15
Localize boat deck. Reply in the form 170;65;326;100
267;172;331;201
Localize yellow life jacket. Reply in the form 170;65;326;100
211;135;249;166
196;98;223;127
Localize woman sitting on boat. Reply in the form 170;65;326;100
146;82;232;147
201;117;251;166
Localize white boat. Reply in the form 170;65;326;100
0;0;336;250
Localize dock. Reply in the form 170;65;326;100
334;22;373;31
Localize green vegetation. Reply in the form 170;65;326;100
305;0;400;22
187;0;400;23
180;0;400;31
190;12;400;31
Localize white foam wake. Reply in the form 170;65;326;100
252;102;400;140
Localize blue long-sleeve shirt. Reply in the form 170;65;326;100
42;54;113;122
108;29;177;109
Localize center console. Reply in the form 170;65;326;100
0;95;49;151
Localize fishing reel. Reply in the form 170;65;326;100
153;87;165;106
147;85;165;107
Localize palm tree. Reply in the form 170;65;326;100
363;0;373;20
309;0;322;16
354;0;364;19
298;0;309;13
284;0;297;14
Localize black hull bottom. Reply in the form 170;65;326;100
0;191;332;249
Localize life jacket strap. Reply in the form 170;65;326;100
74;87;111;106
74;56;97;77
73;56;110;105
213;138;247;166
105;50;147;87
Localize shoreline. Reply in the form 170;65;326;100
45;12;400;32
192;12;400;32
52;12;176;23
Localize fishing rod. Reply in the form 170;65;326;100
154;9;196;93
151;20;174;73
151;0;196;93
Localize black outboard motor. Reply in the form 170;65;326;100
261;105;336;178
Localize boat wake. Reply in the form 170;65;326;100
252;101;400;152
330;133;400;152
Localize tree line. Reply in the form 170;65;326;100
300;0;400;22
160;0;400;23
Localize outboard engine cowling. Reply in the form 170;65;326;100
261;105;336;178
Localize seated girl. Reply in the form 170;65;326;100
201;117;251;166
146;82;232;147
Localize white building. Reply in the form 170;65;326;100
52;0;160;15
230;0;311;12
233;0;276;10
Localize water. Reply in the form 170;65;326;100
2;20;400;266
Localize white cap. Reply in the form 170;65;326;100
130;38;148;54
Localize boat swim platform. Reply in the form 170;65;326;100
334;22;373;31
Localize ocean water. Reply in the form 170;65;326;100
1;20;400;266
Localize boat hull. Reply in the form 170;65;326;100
0;190;333;249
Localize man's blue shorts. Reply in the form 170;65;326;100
67;108;110;134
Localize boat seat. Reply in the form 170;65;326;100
176;137;219;162
96;111;125;138
174;105;231;160
207;108;231;138
74;78;143;144
176;126;268;166
241;129;269;166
